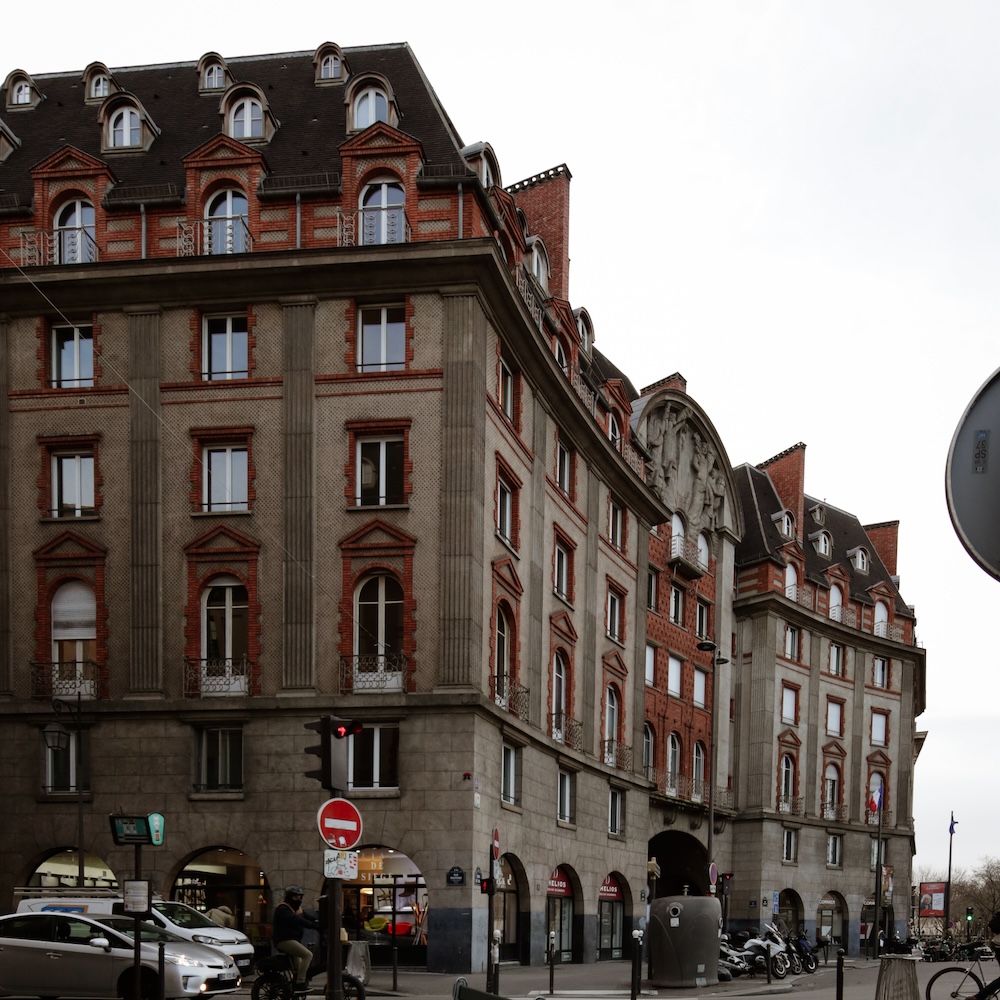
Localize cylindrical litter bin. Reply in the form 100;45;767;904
647;895;721;987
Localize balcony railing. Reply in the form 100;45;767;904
659;772;733;808
778;795;804;815
31;660;100;700
668;535;708;577
569;369;595;410
20;228;99;266
874;621;905;642
184;656;252;697
602;739;633;771
513;265;545;332
867;808;893;826
785;585;815;611
492;673;529;721
177;216;254;256
340;653;407;693
830;605;857;627
822;803;849;822
551;712;583;751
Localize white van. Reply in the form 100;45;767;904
16;896;255;973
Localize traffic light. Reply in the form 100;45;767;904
304;716;363;793
480;878;494;895
967;907;974;923
721;873;733;897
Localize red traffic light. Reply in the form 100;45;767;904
480;878;494;895
333;717;364;739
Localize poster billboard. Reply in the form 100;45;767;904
920;881;946;918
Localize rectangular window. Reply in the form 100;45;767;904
357;437;404;506
647;570;658;611
557;770;575;823
693;669;707;708
873;656;889;689
203;444;248;511
556;440;572;494
349;725;400;789
670;586;684;626
606;587;623;642
359;306;406;372
668;655;682;697
497;478;513;542
830;643;845;677
871;837;888;869
501;743;519;805
827;700;843;737
782;828;798;863
609;501;623;549
52;325;94;388
784;624;799;660
608;787;625;836
197;727;243;791
554;541;572;600
44;729;89;794
499;356;515;419
871;711;888;746
696;600;710;640
645;644;656;687
203;316;248;380
781;685;797;724
826;834;842;867
52;452;95;517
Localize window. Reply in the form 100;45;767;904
667;734;680;793
201;577;249;694
355;86;389;128
554;540;572;600
501;742;519;805
361;181;406;245
556;439;572;494
357;437;404;506
495;607;512;708
197;727;243;791
499;357;515;420
557;770;574;823
608;412;621;452
358;306;406;372
608;500;623;549
231;97;263;138
782;828;798;863
110;106;140;147
604;686;620;762
354;575;405;686
823;763;841;819
320;54;341;80
350;724;400;789
781;685;797;725
826;700;843;737
551;651;567;740
697;532;710;569
608;787;624;835
696;600;710;640
873;656;889;689
693;668;707;709
784;563;798;600
784;624;799;660
645;644;655;686
871;710;888;746
670;586;684;626
643;724;654;780
816;531;831;556
530;239;549;291
202;315;249;380
693;742;706;801
91;75;109;99
204;64;224;89
874;600;890;638
779;511;794;537
829;584;844;622
871;835;888;868
647;570;658;611
854;548;869;572
606;586;623;642
830;643;845;677
670;512;686;559
668;655;681;697
13;80;31;104
51;581;97;699
44;724;88;794
55;200;97;265
554;338;568;375
206;190;250;255
51;451;95;517
203;443;248;512
780;753;796;809
497;477;513;543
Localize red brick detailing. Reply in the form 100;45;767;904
344;419;413;507
36;433;103;518
776;727;802;805
491;556;525;687
188;426;256;512
759;443;806;541
547;610;578;740
508;166;571;300
640;373;688;396
865;521;900;576
552;527;576;604
494;454;523;551
189;306;257;381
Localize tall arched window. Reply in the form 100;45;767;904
204;64;224;89
785;563;798;600
354;574;404;690
552;651;567;741
643;724;654;780
874;600;889;638
361;181;405;245
231;97;263;139
671;512;686;560
693;742;706;801
780;753;796;810
51;580;97;698
354;87;388;128
829;584;843;622
55;199;96;265
697;532;711;569
111;107;140;147
201;575;249;695
824;763;841;819
13;80;31;104
604;686;619;764
494;606;510;708
667;733;680;794
91;75;109;99
608;412;621;452
206;189;249;255
868;771;885;819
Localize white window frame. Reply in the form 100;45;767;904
784;624;799;660
782;827;798;862
358;305;406;372
320;54;341;80
827;700;842;737
55;201;97;265
609;500;623;549
871;711;888;746
110;106;140;147
200;576;249;695
668;655;681;697
52;451;95;518
203;444;249;512
647;570;658;611
645;644;655;687
670;585;683;625
608;786;624;836
606;588;622;642
873;656;889;689
696;600;709;639
360;180;406;245
667;733;680;793
551;651;567;740
556;440;571;493
204;64;224;89
557;769;574;823
830;643;845;676
554;542;570;600
354;86;389;129
781;685;797;724
692;742;706;801
231;97;263;139
501;742;519;805
497;478;513;542
824;763;840;818
356;436;404;506
694;669;707;709
643;725;654;780
608;412;621;451
349;724;400;790
499;358;514;420
52;325;94;388
353;574;405;689
13;80;31;104
202;314;249;379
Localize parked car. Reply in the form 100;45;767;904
0;911;241;1000
16;895;254;974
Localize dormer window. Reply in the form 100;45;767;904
91;76;109;99
111;106;140;147
100;95;157;152
355;86;388;128
608;412;622;452
773;510;794;538
197;53;230;94
810;503;826;525
232;97;263;139
13;81;30;104
527;237;549;291
810;530;831;556
320;54;341;80
204;64;224;89
554;337;569;376
575;308;594;356
5;70;40;111
849;546;869;573
314;43;348;85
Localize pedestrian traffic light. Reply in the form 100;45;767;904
480;878;494;895
967;907;974;923
304;716;363;792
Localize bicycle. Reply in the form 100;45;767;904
251;952;364;1000
926;950;998;1000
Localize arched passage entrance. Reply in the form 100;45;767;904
648;830;709;898
496;853;530;965
778;888;803;934
817;890;848;949
21;847;119;892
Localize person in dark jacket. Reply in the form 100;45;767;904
273;885;317;992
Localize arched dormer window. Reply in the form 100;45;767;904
574;308;594;355
313;43;348;84
850;546;869;573
91;76;109;99
773;509;794;538
608;412;622;452
82;64;114;104
197;53;229;94
111;106;140;147
5;70;40;111
205;189;250;255
360;179;406;245
205;64;224;89
13;80;30;104
553;336;569;376
321;54;341;79
460;141;502;189
349;75;397;130
221;85;276;143
527;236;549;291
231;96;262;139
100;94;157;152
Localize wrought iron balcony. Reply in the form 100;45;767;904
31;661;100;700
340;653;407;693
778;795;804;816
20;228;99;266
822;803;848;822
177;216;254;256
602;739;633;771
668;535;708;578
874;621;905;642
550;712;583;751
184;656;252;697
866;808;893;826
492;673;529;721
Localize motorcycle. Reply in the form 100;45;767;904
742;924;789;979
789;930;819;973
719;935;753;978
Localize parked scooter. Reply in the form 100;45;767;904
719;935;753;979
789;930;819;973
734;926;788;979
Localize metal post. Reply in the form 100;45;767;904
836;949;845;1000
491;930;501;996
326;880;344;1000
631;930;643;1000
548;931;555;996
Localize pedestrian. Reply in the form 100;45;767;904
206;905;236;928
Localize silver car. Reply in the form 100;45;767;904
0;911;241;999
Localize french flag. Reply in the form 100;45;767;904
868;785;883;813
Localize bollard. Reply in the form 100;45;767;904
631;929;643;1000
837;949;845;1000
548;931;556;996
492;930;501;996
158;942;165;1000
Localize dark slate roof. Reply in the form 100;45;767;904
591;346;639;401
0;44;470;211
734;462;912;617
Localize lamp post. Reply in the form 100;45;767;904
696;640;728;871
42;691;85;887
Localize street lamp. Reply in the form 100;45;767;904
696;640;729;871
42;692;85;887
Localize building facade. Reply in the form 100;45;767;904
0;43;924;970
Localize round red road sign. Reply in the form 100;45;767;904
317;798;363;850
492;828;500;861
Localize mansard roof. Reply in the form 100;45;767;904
0;44;470;211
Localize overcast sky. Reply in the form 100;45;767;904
8;0;998;880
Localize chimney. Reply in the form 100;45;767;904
508;165;572;300
758;443;807;542
864;521;899;576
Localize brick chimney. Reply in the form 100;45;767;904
864;521;899;576
758;443;807;542
508;164;572;300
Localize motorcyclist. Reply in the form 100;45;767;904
273;885;318;993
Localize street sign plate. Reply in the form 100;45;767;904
317;797;363;849
324;849;359;879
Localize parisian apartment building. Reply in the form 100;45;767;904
0;42;926;970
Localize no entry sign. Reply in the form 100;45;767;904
317;797;363;850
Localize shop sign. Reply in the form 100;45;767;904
547;867;572;896
599;876;622;901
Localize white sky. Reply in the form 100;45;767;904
8;0;998;877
